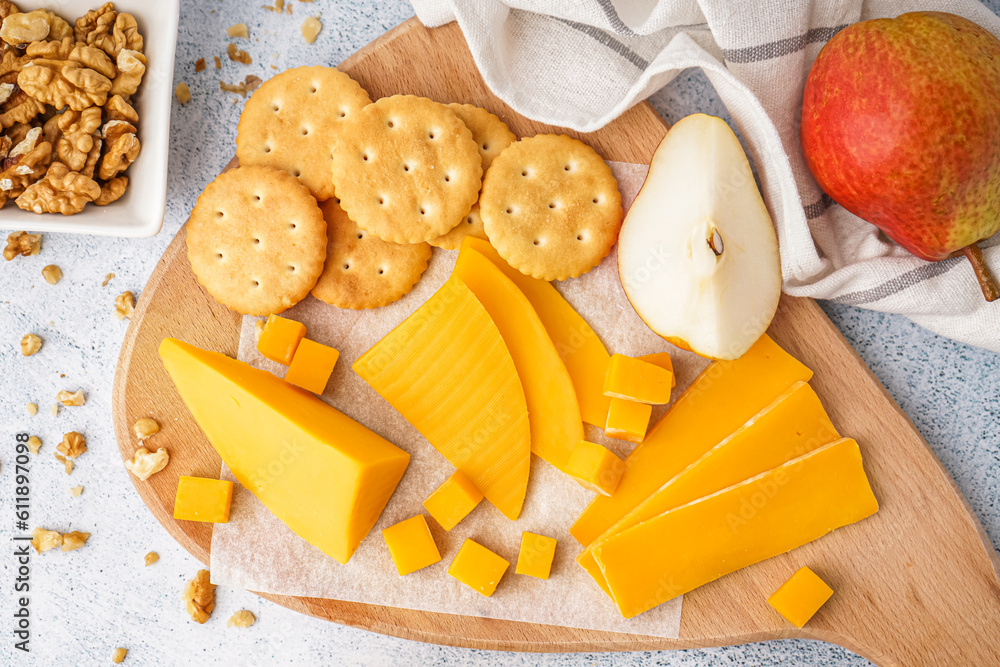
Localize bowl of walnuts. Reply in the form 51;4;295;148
0;0;178;237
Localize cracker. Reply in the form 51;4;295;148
330;95;482;244
311;198;432;309
427;204;486;250
445;104;516;171
428;105;515;250
186;166;327;316
236;66;371;201
480;134;623;281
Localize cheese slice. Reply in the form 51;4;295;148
158;338;410;564
453;244;583;471
354;276;531;520
577;380;838;593
593;438;878;618
461;237;612;427
570;334;812;546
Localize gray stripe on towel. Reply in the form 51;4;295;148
834;257;962;305
723;25;849;63
550;16;650;70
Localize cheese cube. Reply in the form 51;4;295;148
603;353;673;404
285;338;339;394
423;471;484;531
173;476;233;523
566;440;624;496
515;532;557;580
256;314;306;365
604;397;651;443
638;352;677;388
448;538;509;597
767;566;834;628
381;515;441;576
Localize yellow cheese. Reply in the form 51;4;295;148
382;514;442;576
638;352;676;388
461;237;612;427
604;397;651;443
565;440;625;496
453;244;584;471
515;532;557;580
173;476;233;523
603;354;673;404
159;338;410;564
448;538;510;597
256;314;306;365
353;276;530;520
422;470;483;531
284;338;340;394
577;380;838;591
768;566;834;628
571;334;812;546
593;438;878;619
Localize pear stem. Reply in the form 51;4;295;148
961;244;999;302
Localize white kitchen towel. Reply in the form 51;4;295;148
411;0;1000;353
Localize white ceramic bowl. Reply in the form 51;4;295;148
0;0;179;237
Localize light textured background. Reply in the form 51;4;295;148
1;1;998;665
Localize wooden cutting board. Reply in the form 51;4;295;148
112;17;1000;666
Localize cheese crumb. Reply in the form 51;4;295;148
227;610;256;628
112;647;127;664
175;82;192;105
227;23;249;38
301;16;322;44
144;551;159;567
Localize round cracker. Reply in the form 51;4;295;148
311;198;433;309
330;95;482;244
445;103;516;171
236;66;371;201
427;204;487;250
187;166;327;316
480;134;623;281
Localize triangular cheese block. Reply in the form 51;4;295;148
354;276;531;520
159;338;410;564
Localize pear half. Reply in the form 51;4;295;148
618;114;781;361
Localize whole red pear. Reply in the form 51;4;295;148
801;11;1000;300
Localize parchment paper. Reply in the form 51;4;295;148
210;163;713;639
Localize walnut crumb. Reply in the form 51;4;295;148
31;528;62;554
21;333;42;356
195;58;206;73
57;431;87;459
112;647;127;664
69;486;83;496
228;610;256;628
3;232;41;261
61;531;90;552
144;551;159;567
102;272;115;286
220;75;262;98
183;569;216;624
226;42;252;65
214;56;222;70
27;436;41;454
124;447;169;481
57;389;86;406
50;403;59;418
26;403;38;416
286;3;293;14
134;418;159;440
55;454;74;474
115;291;135;320
301;16;322;44
42;264;62;284
175;82;192;105
227;23;249;38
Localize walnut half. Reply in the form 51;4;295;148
183;569;216;624
16;162;101;215
56;430;87;459
124;446;168;481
